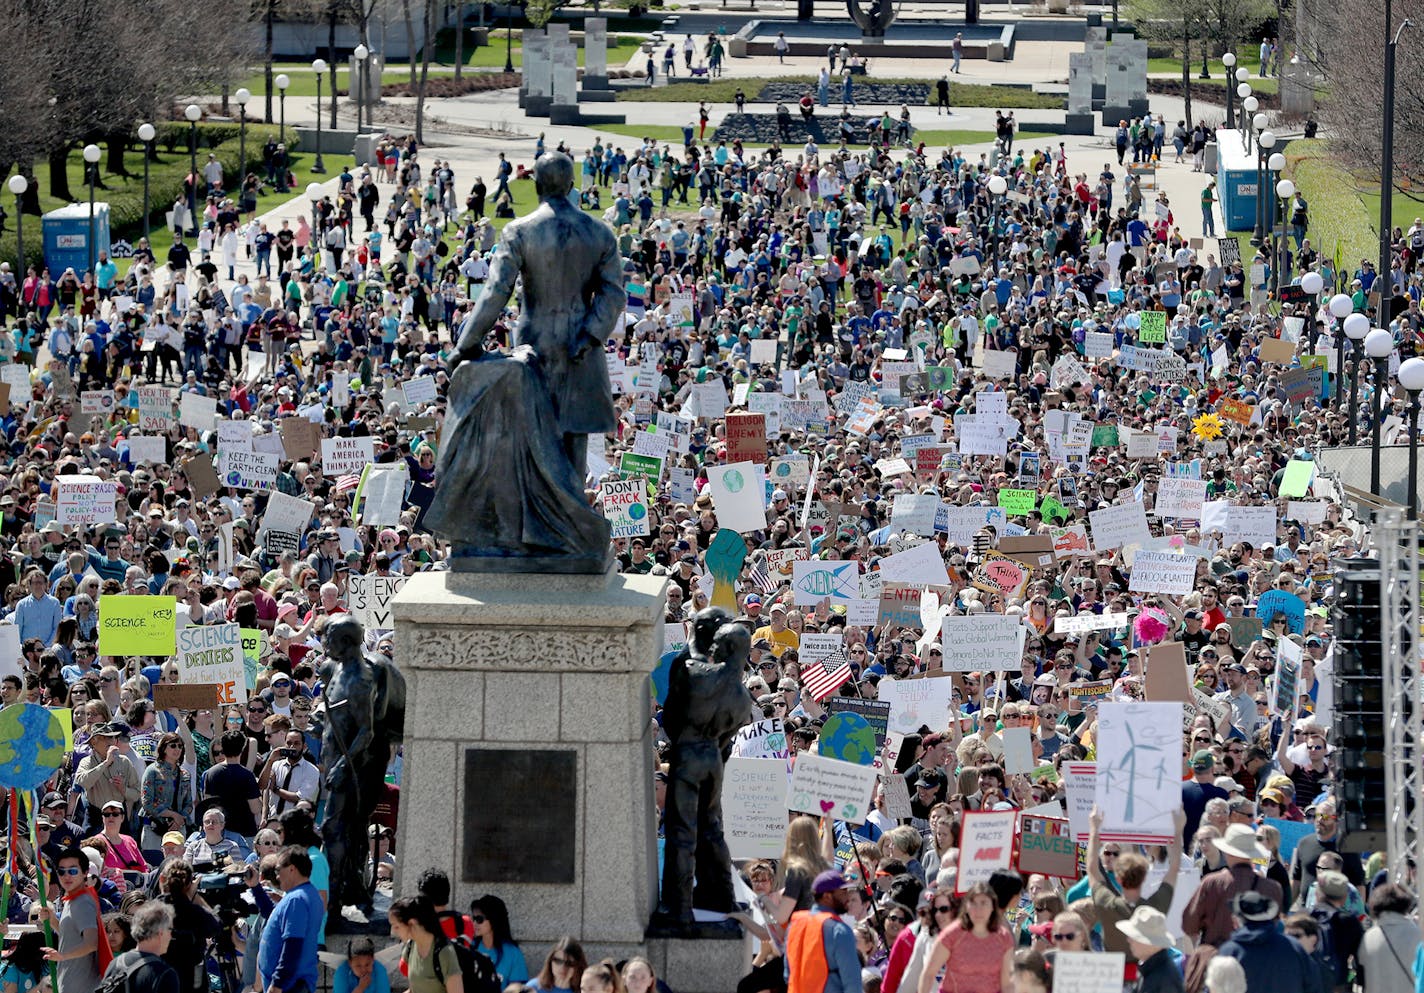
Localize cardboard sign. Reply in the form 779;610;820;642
154;683;222;711
182;454;221;499
999;535;1055;569
177;623;244;706
280;418;321;460
56;474;118;525
1144;641;1193;705
724;413;768;464
321;436;376;476
1219;398;1255;426
1259;336;1295;365
348;574;407;631
787;751;878;825
939;614;1027;672
955;810;1018;893
1016;815;1078;878
1063;762;1097;842
724;757;790;859
971;554;1031;599
98;595;178;657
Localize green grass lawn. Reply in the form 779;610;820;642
1359;189;1424;230
1147;56;1277;78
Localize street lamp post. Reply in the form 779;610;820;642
1380;18;1414;325
1329;293;1355;412
1365;327;1394;495
1222;53;1238;127
83;143;100;276
137;123;155;241
312;60;328;174
1301;270;1324;348
276;74;290;145
1240;92;1256;149
307;181;324;246
1399;357;1424;519
1273;173;1293;294
1344;313;1370;444
185;104;202;237
505;4;515;74
7;175;26;273
1253;124;1274;247
987;175;1007;266
354;44;369;132
235;88;251;179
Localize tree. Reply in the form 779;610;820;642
1124;0;1212;127
1303;0;1424;193
414;0;436;143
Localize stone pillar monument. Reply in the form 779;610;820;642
523;29;552;116
583;17;610;92
1102;35;1149;127
1066;52;1095;135
393;570;665;958
548;22;578;124
1086;25;1108;104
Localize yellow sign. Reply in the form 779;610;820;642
97;595;178;657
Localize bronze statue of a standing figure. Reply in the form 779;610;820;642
319;615;406;924
424;152;627;573
652;607;754;935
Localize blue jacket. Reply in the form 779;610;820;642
1219;921;1326;993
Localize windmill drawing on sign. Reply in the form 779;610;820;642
1096;703;1182;836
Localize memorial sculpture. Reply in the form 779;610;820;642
318;615;406;924
651;607;755;935
424;151;627;572
847;0;896;36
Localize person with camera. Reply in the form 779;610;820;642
101;901;182;993
261;731;321;821
155;859;222;993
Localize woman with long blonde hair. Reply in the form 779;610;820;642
774;815;832;925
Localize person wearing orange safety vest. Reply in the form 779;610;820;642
784;871;863;993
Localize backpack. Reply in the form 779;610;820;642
97;951;164;993
1308;905;1348;985
425;920;502;993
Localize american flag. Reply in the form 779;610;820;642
746;557;776;595
800;648;853;702
334;474;362;493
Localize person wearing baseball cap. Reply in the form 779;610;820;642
1181;749;1229;846
783;870;861;993
752;601;799;658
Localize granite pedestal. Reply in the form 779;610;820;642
392;566;665;957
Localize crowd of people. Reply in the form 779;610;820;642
0;50;1417;993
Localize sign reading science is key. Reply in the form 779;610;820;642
98;595;178;657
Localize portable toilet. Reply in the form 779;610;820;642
42;202;111;275
1214;129;1275;233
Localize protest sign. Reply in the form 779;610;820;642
601;478;650;538
1274;637;1302;715
1225;505;1277;547
56;474;118;525
1260;336;1296;365
1016;815;1078;877
768;455;810;491
1257;589;1306;634
1156;478;1207;519
1050;525;1092;557
877;676;957;735
154;684;222;711
217;419;254;452
182;454;220;499
177;623;245;705
80;390;114;415
706;462;767;534
878;585;922;629
997;488;1038;516
321;437;376;477
1095;703;1182;843
999;535;1054;569
1054;952;1127;993
1227;615;1263;649
1144;641;1193;705
724;758;790;859
1128;551;1197;596
787;751;878;824
1262;816;1314;864
348;575;407;631
877;542;950;586
1286;500;1328;524
98;595;177;657
732;718;788;759
1085;331;1115;358
137;386;176;432
1219;398;1255;426
263;491;316;537
792;561;859;605
691;380;729;419
724;413;768;464
955;810;1018;893
846;599;879;627
818;713;875;765
402;375;438;407
1068;680;1115;709
881;774;913;819
890;494;940;536
1138;311;1167;343
280;418;320;460
1054;611;1129;636
179;392;217;431
264;531;300;557
939;615;1026;671
827;698;891;748
1062;762;1097;842
1001;726;1034;774
970;554;1031;599
127;436;166;465
940;506;1005;545
219;449;278;491
1089;502;1151;550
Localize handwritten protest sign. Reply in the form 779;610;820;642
219;449;278;491
1156;477;1207;519
733;718;788;759
1017;815;1078;877
724;413;768;464
1089;502;1151;550
788;752;878;825
402;375;438;407
177;623;244;706
997;488;1038;516
939;615;1026;671
348;575;406;631
1257;589;1306;634
955;810;1018;893
601;478;650;538
1055;611;1129;636
1095;703;1182;843
56;474;118;525
878;542;950;586
1054;952;1126;993
724;758;789;859
877;676;957;735
971;554;1031;599
137;386;176;431
179;392;217;431
127;436;166;466
1129;551;1197;596
98;595;177;657
1138;311;1167;343
321;437;376;476
1063;762;1097;842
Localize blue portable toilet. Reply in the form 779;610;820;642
1215;130;1275;233
42;202;111;276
